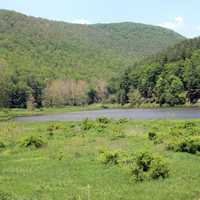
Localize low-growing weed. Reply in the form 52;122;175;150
96;117;111;124
47;124;63;132
99;149;122;166
167;136;200;154
111;126;126;140
0;141;6;149
0;191;15;200
116;118;129;124
148;132;157;141
81;119;94;131
99;149;170;182
19;135;46;149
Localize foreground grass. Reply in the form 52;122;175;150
0;119;200;200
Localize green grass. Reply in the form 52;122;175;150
0;119;200;200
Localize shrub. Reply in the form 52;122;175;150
0;141;5;149
96;117;111;124
119;152;135;166
81;118;110;134
117;118;129;124
131;152;169;181
47;126;54;133
168;136;200;154
183;121;196;129
99;149;121;166
95;126;106;134
150;157;170;179
47;124;63;137
148;132;157;141
135;152;153;172
47;124;62;132
19;135;46;149
81;119;94;131
0;191;14;200
96;122;107;129
70;123;76;128
167;139;180;151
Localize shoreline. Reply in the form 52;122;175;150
1;103;200;122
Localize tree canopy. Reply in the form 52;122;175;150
110;37;200;106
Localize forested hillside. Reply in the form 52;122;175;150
0;10;184;80
111;37;200;106
0;10;184;108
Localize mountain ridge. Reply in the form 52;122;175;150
0;9;188;108
0;9;185;81
0;9;188;34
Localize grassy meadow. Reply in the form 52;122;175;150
0;118;200;200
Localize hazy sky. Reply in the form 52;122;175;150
1;0;200;38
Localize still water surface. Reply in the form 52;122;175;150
15;108;200;122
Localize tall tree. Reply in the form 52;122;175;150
184;60;200;103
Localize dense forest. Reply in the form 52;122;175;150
0;10;189;108
110;37;200;106
0;10;184;80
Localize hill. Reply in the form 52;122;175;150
0;10;185;108
110;37;200;106
0;9;185;81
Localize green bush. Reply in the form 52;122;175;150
134;152;152;172
167;136;200;154
96;117;111;124
96;122;107;129
47;125;54;133
0;141;5;149
0;191;14;200
183;121;196;129
148;132;157;141
46;124;63;137
150;158;170;179
99;149;121;166
19;135;46;149
117;118;129;124
47;124;62;132
81;118;110;134
131;152;169;181
95;126;106;134
81;119;94;131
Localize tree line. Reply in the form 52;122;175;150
108;37;200;106
1;32;200;109
0;64;108;109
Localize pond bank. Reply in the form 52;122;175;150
15;107;200;122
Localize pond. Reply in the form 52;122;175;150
15;107;200;122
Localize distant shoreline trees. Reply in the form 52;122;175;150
108;40;200;106
0;65;109;108
0;10;200;109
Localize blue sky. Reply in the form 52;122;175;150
0;0;200;38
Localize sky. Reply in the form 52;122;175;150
0;0;200;38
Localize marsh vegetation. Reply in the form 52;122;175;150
0;118;199;199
